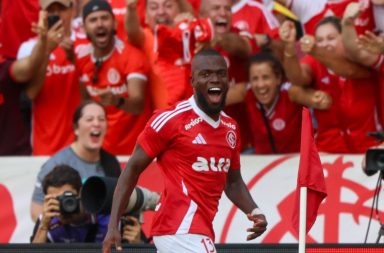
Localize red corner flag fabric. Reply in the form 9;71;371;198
292;107;327;234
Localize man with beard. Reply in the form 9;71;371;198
102;49;268;253
75;0;152;155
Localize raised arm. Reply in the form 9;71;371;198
301;34;372;79
225;169;267;240
22;19;65;99
102;145;153;253
341;2;378;67
125;0;145;48
11;12;49;83
279;20;313;87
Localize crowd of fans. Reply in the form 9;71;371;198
1;0;384;157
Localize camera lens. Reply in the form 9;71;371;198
62;197;78;213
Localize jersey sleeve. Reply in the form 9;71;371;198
137;110;176;158
17;39;36;59
124;44;150;82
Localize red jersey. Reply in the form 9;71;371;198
17;38;80;155
302;55;379;153
76;38;152;155
231;0;279;37
338;76;379;152
138;97;241;240
287;0;374;35
0;0;39;59
245;84;302;154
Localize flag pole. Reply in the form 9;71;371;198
299;186;307;253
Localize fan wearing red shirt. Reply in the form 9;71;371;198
276;0;374;35
17;0;80;156
102;49;267;253
245;52;302;154
76;0;152;155
341;1;384;128
280;17;380;153
231;0;279;38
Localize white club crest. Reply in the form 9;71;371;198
226;130;236;149
107;68;120;85
272;118;286;131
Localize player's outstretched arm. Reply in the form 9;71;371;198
102;145;153;253
224;169;267;240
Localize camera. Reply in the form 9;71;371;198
57;191;80;215
365;149;384;176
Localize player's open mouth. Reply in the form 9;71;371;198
207;87;223;104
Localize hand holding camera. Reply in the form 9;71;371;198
121;216;142;244
40;194;61;229
40;191;80;230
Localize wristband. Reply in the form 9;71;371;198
116;97;125;108
251;207;263;216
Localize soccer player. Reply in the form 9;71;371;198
102;49;268;253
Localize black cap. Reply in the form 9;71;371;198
82;0;114;21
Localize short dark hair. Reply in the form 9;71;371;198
249;51;285;80
315;16;342;34
191;48;225;74
42;165;82;195
194;48;223;58
72;100;105;130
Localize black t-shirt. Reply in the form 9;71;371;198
0;57;31;155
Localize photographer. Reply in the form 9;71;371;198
31;164;110;243
31;165;146;243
